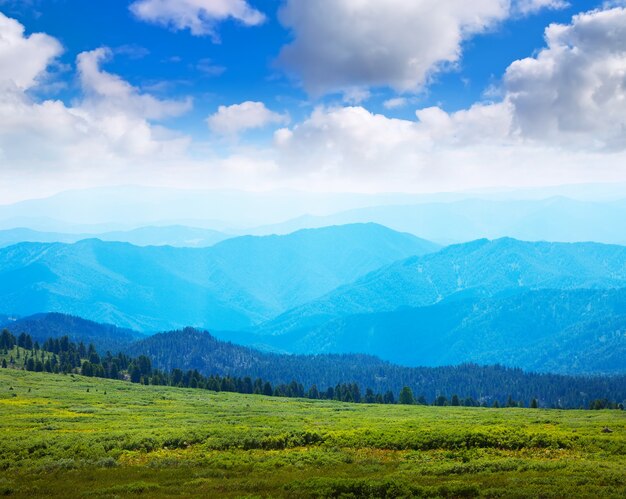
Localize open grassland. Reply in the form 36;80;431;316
0;369;624;498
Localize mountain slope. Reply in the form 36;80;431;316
0;313;144;352
126;328;626;407
0;224;437;331
260;238;626;335
246;289;626;374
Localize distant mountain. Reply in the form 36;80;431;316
260;238;626;336
5;184;626;238
0;226;231;248
126;328;626;407
0;228;82;247
97;225;230;247
240;289;626;374
0;313;144;352
0;224;437;331
253;197;626;245
0;186;435;231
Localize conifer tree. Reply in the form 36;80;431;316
399;386;414;405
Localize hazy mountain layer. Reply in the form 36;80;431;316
239;289;626;374
260;238;626;336
256;197;626;245
0;224;436;331
0;226;230;249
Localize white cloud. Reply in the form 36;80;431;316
514;0;569;15
277;0;573;97
3;7;626;202
342;87;371;105
76;47;192;120
503;7;626;150
383;97;408;110
274;106;426;181
0;13;192;184
272;7;626;189
130;0;265;41
207;101;289;136
272;103;626;193
0;11;62;90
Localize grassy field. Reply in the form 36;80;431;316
0;369;624;498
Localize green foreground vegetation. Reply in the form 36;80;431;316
0;369;625;498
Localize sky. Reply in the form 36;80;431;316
1;0;626;202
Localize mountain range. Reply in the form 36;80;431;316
253;197;626;245
254;237;626;335
233;289;626;374
1;222;625;374
0;226;231;249
4;186;626;245
0;224;436;331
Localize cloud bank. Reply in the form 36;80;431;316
1;6;626;201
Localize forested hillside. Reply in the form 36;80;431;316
126;328;626;408
0;313;144;353
245;289;626;374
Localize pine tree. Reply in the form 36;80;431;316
130;365;142;384
399;386;414;405
383;390;395;404
308;384;320;399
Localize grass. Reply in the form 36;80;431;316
0;368;624;498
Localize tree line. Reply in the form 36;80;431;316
1;328;624;410
128;328;626;409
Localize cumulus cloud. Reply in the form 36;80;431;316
76;47;192;120
273;104;511;178
272;103;626;192
207;101;289;136
130;0;265;41
0;11;62;90
277;0;567;97
504;7;626;150
273;7;626;188
0;13;192;183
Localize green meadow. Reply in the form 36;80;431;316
0;368;624;498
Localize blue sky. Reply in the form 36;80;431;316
4;0;601;132
0;1;625;200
